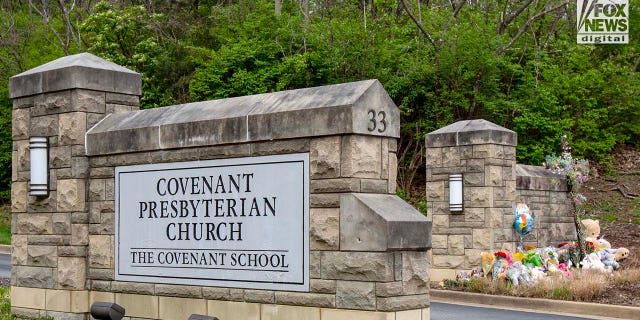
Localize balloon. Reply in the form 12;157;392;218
514;203;534;236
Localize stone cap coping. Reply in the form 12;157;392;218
85;79;399;155
9;53;141;98
425;119;517;147
516;164;568;192
340;193;431;251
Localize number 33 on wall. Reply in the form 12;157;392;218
367;110;387;133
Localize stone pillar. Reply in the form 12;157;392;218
425;120;517;281
9;53;141;319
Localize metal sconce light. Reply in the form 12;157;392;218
449;173;463;212
29;137;48;196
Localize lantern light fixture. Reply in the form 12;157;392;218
449;173;463;212
29;137;48;196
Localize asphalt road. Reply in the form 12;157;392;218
0;254;10;278
431;302;597;320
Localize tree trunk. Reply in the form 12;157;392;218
300;0;309;21
275;0;281;15
572;195;587;261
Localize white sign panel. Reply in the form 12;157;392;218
115;154;309;291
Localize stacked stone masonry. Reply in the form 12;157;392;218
12;91;138;290
425;120;575;281
10;53;432;320
10;53;141;319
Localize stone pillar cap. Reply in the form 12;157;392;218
425;119;516;147
9;52;141;98
86;79;399;155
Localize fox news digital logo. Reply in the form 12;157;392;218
577;0;628;44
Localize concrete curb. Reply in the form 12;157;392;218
431;289;640;320
0;245;10;254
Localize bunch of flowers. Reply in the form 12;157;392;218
544;135;591;194
478;248;573;286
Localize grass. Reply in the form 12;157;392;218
0;287;16;320
0;227;9;246
611;269;640;284
441;269;640;303
630;199;640;225
585;200;619;223
597;200;618;214
0;205;9;245
602;212;618;223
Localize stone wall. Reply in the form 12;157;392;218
425;120;574;281
515;164;575;248
10;53;432;320
75;136;429;320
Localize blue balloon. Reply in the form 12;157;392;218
514;204;534;236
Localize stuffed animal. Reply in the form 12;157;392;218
581;219;601;243
597;238;623;270
581;252;611;272
581;219;630;270
470;266;483;278
615;248;630;262
600;250;620;269
456;270;471;283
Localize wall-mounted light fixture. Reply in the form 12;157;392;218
449;173;463;212
29;137;48;196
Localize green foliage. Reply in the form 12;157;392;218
81;2;172;108
0;205;9;245
1;0;640;202
0;1;72;202
602;212;618;223
0;90;11;203
0;226;10;246
0;287;12;320
552;286;573;300
396;189;427;216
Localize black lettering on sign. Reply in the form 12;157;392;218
367;110;387;133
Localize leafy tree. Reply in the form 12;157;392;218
1;0;639;202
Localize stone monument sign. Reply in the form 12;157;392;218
10;53;432;320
